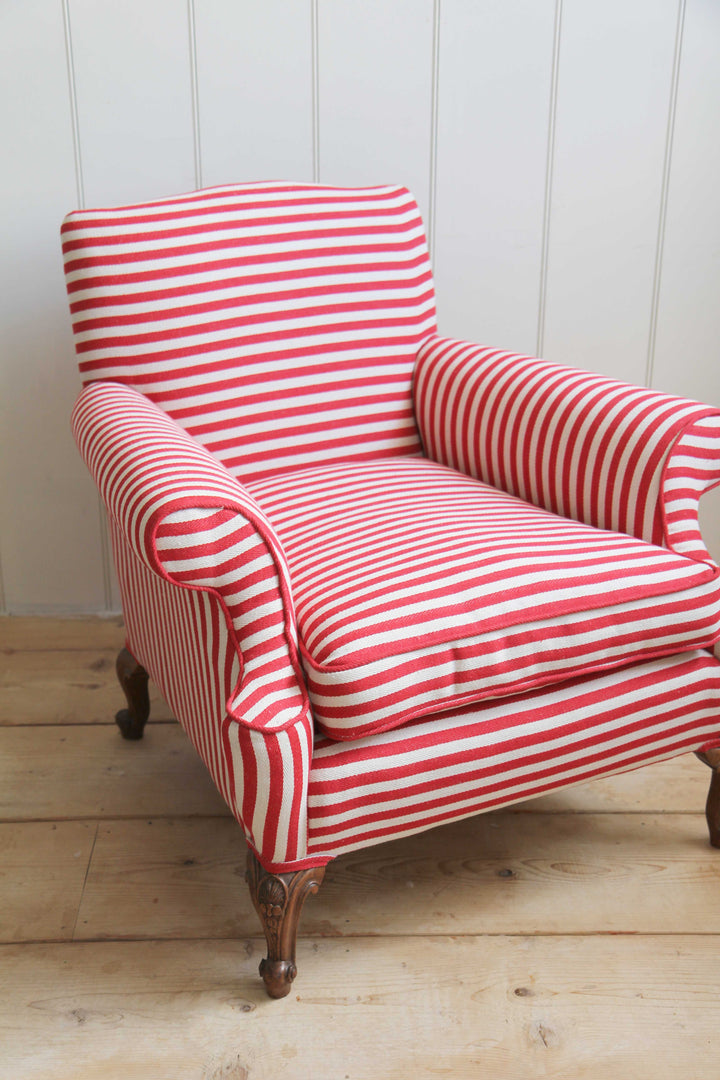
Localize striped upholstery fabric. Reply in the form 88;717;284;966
62;182;436;482
72;380;309;735
64;183;720;876
107;508;720;871
110;519;242;818
664;415;720;561
248;457;720;740
109;518;313;866
305;651;720;862
414;337;720;551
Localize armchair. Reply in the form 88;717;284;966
62;182;720;998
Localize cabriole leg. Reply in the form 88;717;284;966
246;849;326;999
696;748;720;848
115;647;150;740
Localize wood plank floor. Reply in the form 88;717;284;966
2;617;719;1079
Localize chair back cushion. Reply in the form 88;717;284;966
62;182;437;482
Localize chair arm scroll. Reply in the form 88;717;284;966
72;380;309;732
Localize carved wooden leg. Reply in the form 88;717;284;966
695;749;720;848
246;849;326;999
115;647;150;740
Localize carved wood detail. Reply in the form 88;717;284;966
695;750;720;848
246;849;326;999
115;647;150;740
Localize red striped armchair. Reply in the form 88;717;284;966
63;182;720;998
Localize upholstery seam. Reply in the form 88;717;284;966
308;636;720;742
145;499;311;734
659;409;720;561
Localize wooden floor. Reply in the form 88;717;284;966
2;619;720;1079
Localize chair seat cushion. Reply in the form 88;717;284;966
246;457;720;740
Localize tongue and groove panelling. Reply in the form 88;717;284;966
1;0;719;612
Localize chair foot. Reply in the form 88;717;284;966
695;749;720;848
115;647;150;740
245;849;325;999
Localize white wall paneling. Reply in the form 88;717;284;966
542;0;681;384
652;0;720;560
317;0;435;222
432;0;559;353
0;0;108;613
68;0;197;205
194;0;315;187
652;0;720;406
1;1;720;611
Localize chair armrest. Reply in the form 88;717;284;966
414;336;720;557
72;380;309;732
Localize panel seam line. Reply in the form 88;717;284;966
187;0;203;190
428;0;441;260
645;0;686;389
311;0;320;182
62;0;114;610
61;0;85;209
536;0;563;358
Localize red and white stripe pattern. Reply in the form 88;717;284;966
112;515;720;869
62;182;436;482
72;380;310;735
663;416;720;561
110;518;313;865
248;456;720;740
64;187;720;874
110;518;241;816
305;651;720;862
414;337;720;551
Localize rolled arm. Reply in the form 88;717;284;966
72;380;309;732
414;336;720;557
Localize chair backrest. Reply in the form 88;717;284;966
62;182;436;481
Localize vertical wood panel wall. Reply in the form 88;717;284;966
1;0;718;614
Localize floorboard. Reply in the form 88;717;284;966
2;617;719;1078
1;937;718;1079
1;648;173;726
0;616;125;651
0;725;231;820
0;821;97;942
69;812;720;941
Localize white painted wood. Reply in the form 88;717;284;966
542;0;680;384
68;0;197;205
317;0;434;222
653;0;720;563
698;488;720;565
0;0;107;613
652;0;720;407
194;0;314;187
432;0;557;353
2;2;720;612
